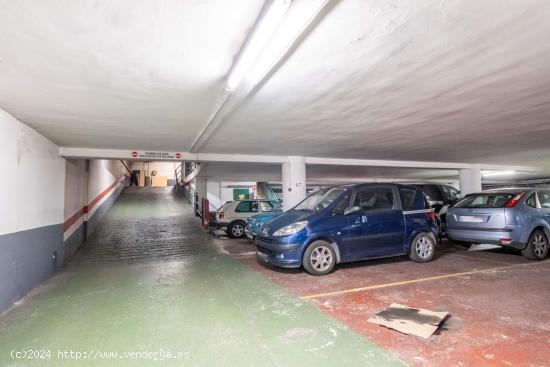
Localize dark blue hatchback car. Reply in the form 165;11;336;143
255;183;439;275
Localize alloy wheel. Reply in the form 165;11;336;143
232;224;244;237
310;246;333;271
532;233;548;258
415;236;434;260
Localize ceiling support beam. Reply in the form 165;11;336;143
58;147;537;172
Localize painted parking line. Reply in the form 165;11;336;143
300;260;550;300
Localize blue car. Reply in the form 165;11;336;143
255;183;439;275
446;188;550;261
245;202;283;240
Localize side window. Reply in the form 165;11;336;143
399;188;417;211
445;186;461;201
235;201;251;212
538;191;550;208
353;188;394;212
332;194;351;215
260;201;273;212
526;194;537;208
420;185;443;202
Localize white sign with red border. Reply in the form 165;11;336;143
130;151;183;160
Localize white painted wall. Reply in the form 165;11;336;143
0;108;65;235
63;159;127;239
206;181;223;211
63;159;87;236
88;161;125;200
205;181;255;210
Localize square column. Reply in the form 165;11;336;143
282;156;306;211
459;164;482;196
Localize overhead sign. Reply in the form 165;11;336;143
130;151;184;160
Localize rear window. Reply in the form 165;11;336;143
399;188;417;210
454;193;514;208
418;185;443;202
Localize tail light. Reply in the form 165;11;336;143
505;192;525;208
426;211;436;222
218;212;224;219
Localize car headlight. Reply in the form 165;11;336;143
273;221;308;237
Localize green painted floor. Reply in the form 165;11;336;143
0;188;404;366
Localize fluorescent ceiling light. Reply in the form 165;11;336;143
482;170;516;177
226;0;292;91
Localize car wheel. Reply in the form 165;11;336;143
522;229;549;261
303;241;336;276
227;221;246;238
409;233;436;262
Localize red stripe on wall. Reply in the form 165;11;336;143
85;180;120;214
63;207;85;232
63;179;121;233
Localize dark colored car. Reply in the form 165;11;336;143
414;184;461;212
255;183;439;275
415;184;461;234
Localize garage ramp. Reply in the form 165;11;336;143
0;188;403;367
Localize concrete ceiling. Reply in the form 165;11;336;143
198;162;459;184
0;0;264;149
1;1;549;168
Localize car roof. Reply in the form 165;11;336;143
331;182;422;191
479;187;536;194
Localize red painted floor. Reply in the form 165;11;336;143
217;237;550;367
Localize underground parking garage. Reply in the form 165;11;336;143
1;1;550;366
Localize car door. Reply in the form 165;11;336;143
344;186;405;260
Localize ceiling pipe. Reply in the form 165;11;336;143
188;0;337;153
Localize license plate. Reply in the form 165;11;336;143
460;216;484;223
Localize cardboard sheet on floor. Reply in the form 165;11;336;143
368;303;448;339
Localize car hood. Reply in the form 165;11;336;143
259;210;315;236
249;212;282;224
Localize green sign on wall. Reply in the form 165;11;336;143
233;188;250;200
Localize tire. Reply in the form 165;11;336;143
409;233;436;263
522;229;549;261
227;221;246;239
303;241;336;276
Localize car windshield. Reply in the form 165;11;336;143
293;187;347;212
454;193;515;208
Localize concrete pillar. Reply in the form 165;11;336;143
194;176;207;215
282;156;306;210
459;164;482;196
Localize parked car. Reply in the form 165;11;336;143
446;188;550;260
415;184;461;212
255;183;439;275
214;200;279;238
414;184;460;234
245;202;283;240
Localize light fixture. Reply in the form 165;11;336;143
482;170;516;177
226;0;292;91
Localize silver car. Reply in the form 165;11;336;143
446;188;550;260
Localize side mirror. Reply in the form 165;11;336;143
344;206;361;215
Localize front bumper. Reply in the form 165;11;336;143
255;236;302;268
446;226;523;249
